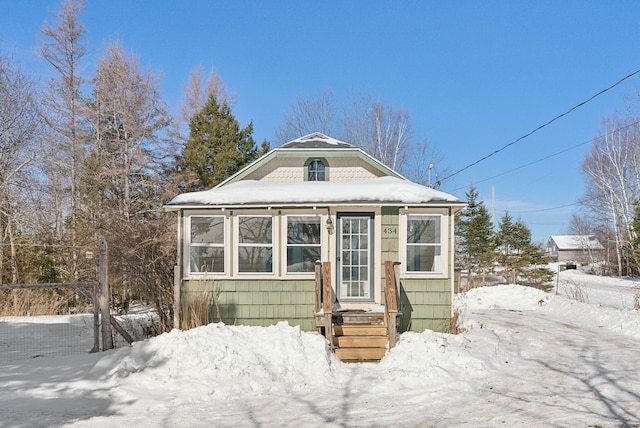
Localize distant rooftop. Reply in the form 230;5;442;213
549;235;604;250
280;132;354;149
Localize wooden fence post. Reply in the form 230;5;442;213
91;282;100;352
314;261;322;313
173;265;181;330
99;236;113;350
384;261;399;349
322;261;333;349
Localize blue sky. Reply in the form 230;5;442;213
2;0;640;243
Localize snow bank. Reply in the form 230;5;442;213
461;284;551;311
93;322;337;400
376;329;486;390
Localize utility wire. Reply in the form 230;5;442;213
450;118;640;193
440;67;640;183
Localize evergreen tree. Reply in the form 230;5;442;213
496;212;553;288
627;201;640;275
455;186;496;288
181;95;269;191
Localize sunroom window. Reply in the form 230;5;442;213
189;215;225;273
286;215;321;273
307;159;326;181
238;216;273;273
406;214;442;273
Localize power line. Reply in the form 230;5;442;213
499;201;580;214
440;67;640;183
450;118;640;193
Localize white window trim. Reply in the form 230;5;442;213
284;214;323;276
187;214;227;277
235;214;276;276
400;212;447;277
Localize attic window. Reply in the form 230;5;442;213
307;159;326;181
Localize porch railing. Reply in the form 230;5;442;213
314;261;334;348
315;260;401;349
384;261;401;349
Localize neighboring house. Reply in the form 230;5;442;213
165;133;466;341
546;235;605;264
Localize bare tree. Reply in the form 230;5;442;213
179;65;230;127
581;115;640;275
171;65;232;186
342;88;374;150
0;50;43;283
91;41;171;220
275;88;440;181
87;41;173;315
404;140;447;187
274;90;338;145
368;101;414;171
38;0;88;280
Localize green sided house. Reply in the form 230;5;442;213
165;132;466;361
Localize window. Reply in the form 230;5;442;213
238;216;273;273
189;215;225;273
286;215;321;273
406;214;442;273
307;159;325;181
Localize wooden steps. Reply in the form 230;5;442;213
329;311;389;363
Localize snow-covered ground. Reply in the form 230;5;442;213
2;266;640;427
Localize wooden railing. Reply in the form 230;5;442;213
314;261;334;348
384;261;401;349
315;260;400;350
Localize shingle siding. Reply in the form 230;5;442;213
181;279;316;331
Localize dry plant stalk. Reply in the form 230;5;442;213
565;280;589;303
181;279;220;330
440;308;465;335
0;289;77;316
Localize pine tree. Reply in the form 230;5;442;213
627;201;640;275
181;95;269;191
496;212;553;288
455;186;496;288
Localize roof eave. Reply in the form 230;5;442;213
164;201;467;212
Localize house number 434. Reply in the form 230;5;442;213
383;227;398;237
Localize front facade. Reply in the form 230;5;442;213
166;133;466;333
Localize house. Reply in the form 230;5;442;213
165;133;466;360
546;235;605;264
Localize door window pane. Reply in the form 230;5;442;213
340;216;371;299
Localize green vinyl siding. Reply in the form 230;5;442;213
398;278;452;332
181;279;316;331
380;206;399;263
379;207;454;333
380;206;400;304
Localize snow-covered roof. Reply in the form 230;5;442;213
549;235;604;250
166;176;463;208
280;132;353;149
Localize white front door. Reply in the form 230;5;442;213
337;214;373;301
